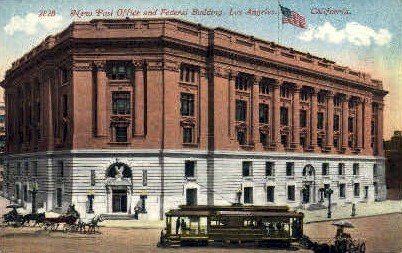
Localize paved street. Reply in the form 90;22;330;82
1;195;401;253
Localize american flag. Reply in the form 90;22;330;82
280;5;307;29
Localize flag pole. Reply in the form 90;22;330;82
277;0;280;44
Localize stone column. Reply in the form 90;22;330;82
228;71;236;140
325;91;334;152
363;97;373;155
377;104;384;156
272;80;283;150
356;98;363;151
134;60;145;137
341;94;350;153
252;76;262;149
46;76;54;150
291;85;302;151
94;61;108;137
310;88;319;151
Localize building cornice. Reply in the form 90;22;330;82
1;18;386;96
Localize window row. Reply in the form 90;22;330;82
242;183;367;204
240;161;374;177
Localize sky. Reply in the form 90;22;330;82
0;0;400;140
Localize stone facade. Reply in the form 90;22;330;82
0;18;387;220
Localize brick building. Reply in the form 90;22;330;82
384;131;402;199
0;18;387;220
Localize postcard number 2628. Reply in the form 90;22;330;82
39;9;56;17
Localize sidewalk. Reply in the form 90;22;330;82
294;200;402;224
1;194;400;228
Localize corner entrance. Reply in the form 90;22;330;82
112;189;127;213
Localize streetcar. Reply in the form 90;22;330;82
159;204;304;247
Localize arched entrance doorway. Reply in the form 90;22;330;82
105;163;133;213
301;164;316;204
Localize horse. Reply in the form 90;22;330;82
85;215;104;233
21;213;45;226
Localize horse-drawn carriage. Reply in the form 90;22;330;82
1;204;104;234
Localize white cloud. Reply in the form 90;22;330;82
4;13;63;35
299;22;392;46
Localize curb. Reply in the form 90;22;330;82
304;211;402;224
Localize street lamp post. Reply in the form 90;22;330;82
326;187;333;218
31;181;38;214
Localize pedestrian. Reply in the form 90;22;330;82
181;218;187;234
175;217;181;234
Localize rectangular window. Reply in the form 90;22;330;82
333;137;339;149
32;161;38;178
259;82;270;94
180;65;196;83
300;91;309;101
23;185;28;202
236;100;247;121
318;93;326;104
112;92;131;115
333;115;340;131
87;195;94;213
180;93;194;116
280;86;290;98
24;162;29;177
186;188;197;206
338;163;344;175
286;162;294;177
287;185;295;201
300;110;307;128
115;126;128;142
17;162;22;176
235;74;251;91
373;164;378;177
260;132;267;146
300;136;306;148
317;112;324;129
353;163;359;176
15;184;20;199
281;134;288;147
354;183;360;197
242;161;252;177
237;130;246;145
90;170;96;186
106;61;133;80
142;170;148;186
267;186;275;202
339;184;346;198
244;187;253;204
61;67;70;83
259;104;269;123
348;117;354;133
58;161;64;178
183;127;193;144
56;188;62;208
280;107;288;125
185;161;195;178
334;96;341;107
265;162;274;177
322;163;329;176
140;195;147;212
62;94;68;117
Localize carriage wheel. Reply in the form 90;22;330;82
63;224;70;233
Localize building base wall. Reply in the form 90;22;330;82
3;149;386;221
